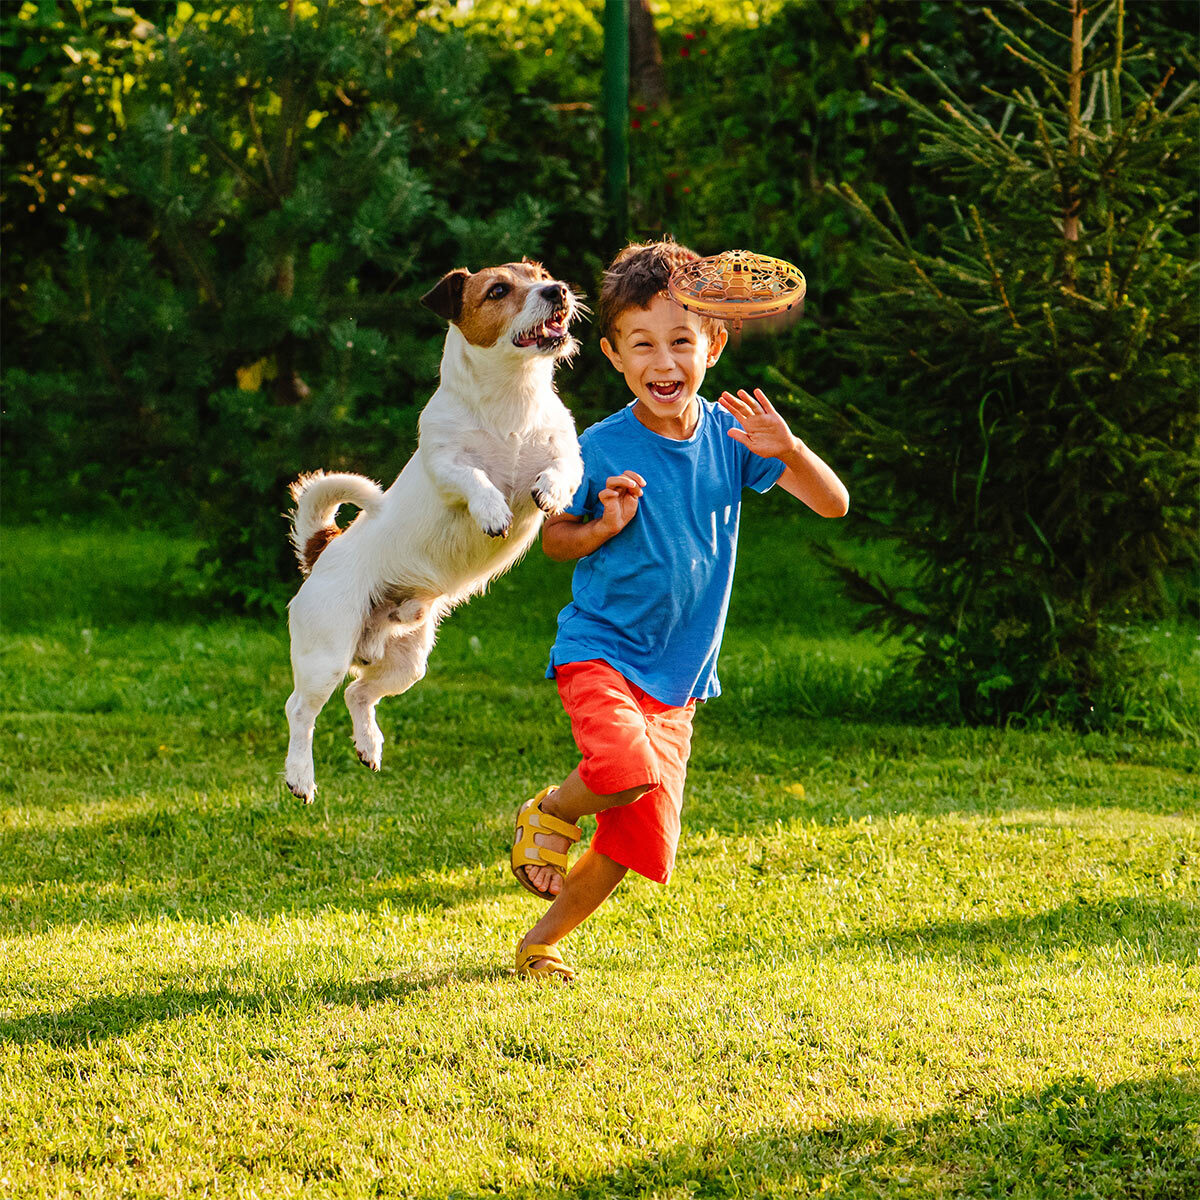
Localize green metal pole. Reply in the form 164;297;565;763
603;0;629;250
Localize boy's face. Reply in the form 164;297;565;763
600;293;727;436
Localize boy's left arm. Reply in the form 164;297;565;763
718;388;849;518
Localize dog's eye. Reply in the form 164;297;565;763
487;283;510;300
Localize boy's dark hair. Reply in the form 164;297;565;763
597;238;723;344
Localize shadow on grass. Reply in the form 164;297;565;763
822;895;1200;970
0;795;517;934
456;1072;1200;1199
0;966;507;1048
0;527;208;632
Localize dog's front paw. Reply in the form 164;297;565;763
531;470;576;516
470;492;514;539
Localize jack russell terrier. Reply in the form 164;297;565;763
284;260;584;801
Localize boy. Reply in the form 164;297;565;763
510;239;849;980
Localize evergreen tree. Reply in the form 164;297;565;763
810;0;1197;724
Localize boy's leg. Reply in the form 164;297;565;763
520;846;628;970
521;768;649;896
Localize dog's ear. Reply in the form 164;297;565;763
421;269;470;322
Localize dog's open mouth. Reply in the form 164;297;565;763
513;308;570;350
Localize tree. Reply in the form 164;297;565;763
810;0;1198;724
15;0;573;606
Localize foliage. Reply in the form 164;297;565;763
6;0;604;607
0;0;149;325
3;0;1196;639
799;0;1199;724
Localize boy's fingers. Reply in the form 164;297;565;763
737;388;762;411
600;486;640;503
726;427;750;446
605;473;644;493
753;388;776;414
719;392;754;421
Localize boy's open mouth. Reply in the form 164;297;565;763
648;381;684;401
513;307;570;350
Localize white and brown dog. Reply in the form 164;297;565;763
284;261;583;801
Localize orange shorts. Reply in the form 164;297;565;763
554;659;695;885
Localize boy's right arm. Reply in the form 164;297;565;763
542;471;646;561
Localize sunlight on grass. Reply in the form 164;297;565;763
1;522;1197;1196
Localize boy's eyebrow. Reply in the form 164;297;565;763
624;325;696;337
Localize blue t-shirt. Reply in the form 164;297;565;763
546;399;785;705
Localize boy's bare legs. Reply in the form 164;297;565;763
521;768;649;897
520;847;628;969
517;769;648;971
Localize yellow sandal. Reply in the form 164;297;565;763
515;937;575;981
510;786;581;901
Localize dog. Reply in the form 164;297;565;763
283;260;584;801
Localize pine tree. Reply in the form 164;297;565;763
811;0;1198;723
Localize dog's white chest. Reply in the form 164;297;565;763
460;427;550;500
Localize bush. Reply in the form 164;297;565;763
9;1;604;609
802;0;1199;724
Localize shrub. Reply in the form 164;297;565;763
805;0;1198;724
12;1;602;609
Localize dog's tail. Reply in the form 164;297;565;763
289;470;385;575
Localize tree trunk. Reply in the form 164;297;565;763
629;0;666;106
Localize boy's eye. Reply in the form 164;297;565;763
674;338;692;345
487;283;510;300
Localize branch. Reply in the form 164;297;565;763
969;205;1021;328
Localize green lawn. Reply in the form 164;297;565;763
1;511;1197;1198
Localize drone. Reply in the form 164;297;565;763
668;249;806;339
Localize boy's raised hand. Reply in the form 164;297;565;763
717;388;799;459
597;470;645;534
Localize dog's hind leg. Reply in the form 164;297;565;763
355;595;433;667
285;651;349;802
345;615;437;772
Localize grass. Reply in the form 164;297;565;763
1;507;1197;1198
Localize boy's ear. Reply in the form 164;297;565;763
600;335;624;371
421;268;470;322
705;324;729;367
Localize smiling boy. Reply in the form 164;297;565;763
510;239;849;980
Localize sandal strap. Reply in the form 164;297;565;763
526;802;582;843
511;790;581;898
517;941;562;967
517;844;569;870
515;940;573;977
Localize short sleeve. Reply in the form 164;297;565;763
741;446;786;494
564;435;603;518
563;472;598;518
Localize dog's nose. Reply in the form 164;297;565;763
540;283;567;305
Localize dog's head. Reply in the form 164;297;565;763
420;260;580;361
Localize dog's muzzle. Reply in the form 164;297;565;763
513;290;573;352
